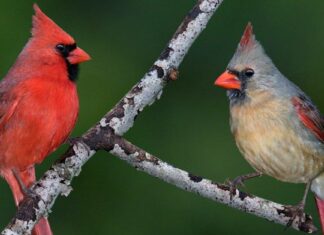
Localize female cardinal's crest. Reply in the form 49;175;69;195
229;22;272;73
239;22;256;51
31;4;74;44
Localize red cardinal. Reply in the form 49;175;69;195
214;23;324;231
0;4;90;235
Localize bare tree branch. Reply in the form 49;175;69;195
108;137;318;234
1;0;225;234
1;0;319;234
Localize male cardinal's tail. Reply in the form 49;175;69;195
315;196;324;234
2;167;53;235
32;218;52;235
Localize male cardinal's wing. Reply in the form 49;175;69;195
292;95;324;143
0;89;20;130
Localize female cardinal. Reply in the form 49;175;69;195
0;4;90;235
214;23;324;231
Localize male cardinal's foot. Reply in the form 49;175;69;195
66;136;83;146
67;137;91;153
12;169;38;200
225;172;262;199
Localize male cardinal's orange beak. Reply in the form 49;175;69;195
214;71;241;90
67;47;91;64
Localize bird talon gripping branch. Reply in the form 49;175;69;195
285;203;306;229
224;179;240;199
225;172;261;199
66;136;84;147
73;139;92;157
12;169;39;201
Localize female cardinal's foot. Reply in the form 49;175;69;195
225;177;244;199
285;202;306;228
286;182;311;229
225;172;262;199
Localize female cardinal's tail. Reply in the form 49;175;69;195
315;196;324;234
2;167;53;235
312;174;324;234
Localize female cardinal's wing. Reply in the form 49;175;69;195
292;95;324;143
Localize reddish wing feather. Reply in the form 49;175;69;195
292;95;324;143
0;91;20;131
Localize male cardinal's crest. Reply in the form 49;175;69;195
32;4;73;44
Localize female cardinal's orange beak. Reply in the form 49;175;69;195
67;47;91;64
214;71;241;90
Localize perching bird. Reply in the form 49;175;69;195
0;4;90;235
214;23;324;231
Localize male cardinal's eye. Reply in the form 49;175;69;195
244;69;254;77
56;44;65;51
56;44;68;57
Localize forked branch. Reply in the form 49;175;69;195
1;0;317;234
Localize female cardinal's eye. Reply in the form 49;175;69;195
244;69;254;77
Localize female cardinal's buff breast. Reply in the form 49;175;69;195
229;90;324;183
215;23;324;184
0;5;90;170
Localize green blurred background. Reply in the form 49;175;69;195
0;0;323;234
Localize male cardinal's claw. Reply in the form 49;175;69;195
67;137;91;155
66;137;82;146
285;203;306;229
58;138;91;164
19;184;38;201
23;187;39;201
73;139;92;157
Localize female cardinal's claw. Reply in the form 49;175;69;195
224;178;241;199
225;172;261;200
285;203;306;229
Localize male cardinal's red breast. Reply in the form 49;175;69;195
214;23;324;232
0;4;90;235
